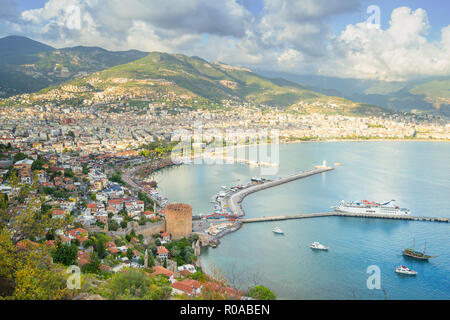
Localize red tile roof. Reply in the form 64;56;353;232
100;264;112;272
52;209;66;216
16;239;39;250
170;279;202;295
45;240;56;247
109;199;123;205
77;252;90;266
157;246;169;255
150;266;174;278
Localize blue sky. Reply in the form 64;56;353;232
16;0;450;34
3;0;450;80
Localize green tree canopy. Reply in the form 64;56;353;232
52;242;78;266
248;285;276;300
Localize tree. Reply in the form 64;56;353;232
82;239;94;248
31;156;46;170
1;175;72;243
52;242;78;266
95;237;107;259
248;285;276;300
13;152;28;162
109;219;119;231
82;252;100;274
126;248;134;261
0;228;71;300
105;270;152;299
147;254;155;268
109;171;125;185
82;164;89;175
64;169;75;178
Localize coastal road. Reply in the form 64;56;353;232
121;162;164;207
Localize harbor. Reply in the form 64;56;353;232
152;142;450;299
192;162;448;248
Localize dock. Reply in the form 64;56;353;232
226;167;334;217
241;212;449;223
224;165;448;224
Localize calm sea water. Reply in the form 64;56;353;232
152;142;450;300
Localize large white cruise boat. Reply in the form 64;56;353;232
332;199;410;216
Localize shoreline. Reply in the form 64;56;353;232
125;139;450;292
126;139;448;268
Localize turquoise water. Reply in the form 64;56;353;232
152;142;450;299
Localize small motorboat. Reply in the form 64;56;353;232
310;241;329;250
395;265;418;275
272;227;284;234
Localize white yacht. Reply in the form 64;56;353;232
272;227;284;234
332;199;410;216
395;265;418;275
310;241;329;250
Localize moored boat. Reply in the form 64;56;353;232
272;227;284;234
332;199;410;216
395;265;418;275
310;241;328;250
403;240;437;260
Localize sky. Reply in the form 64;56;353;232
1;0;450;81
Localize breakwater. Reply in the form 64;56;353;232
241;212;449;223
226;167;334;217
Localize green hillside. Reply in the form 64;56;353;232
0;36;148;97
0;37;390;116
90;52;323;106
409;80;450;110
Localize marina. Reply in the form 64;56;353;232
152;142;450;299
193;164;448;250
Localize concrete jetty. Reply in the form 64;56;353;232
226;167;334;217
241;212;449;223
225;166;448;224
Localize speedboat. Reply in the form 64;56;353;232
395;265;418;275
310;241;329;250
272;227;284;234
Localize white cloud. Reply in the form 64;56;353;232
1;1;450;81
15;0;252;50
324;7;450;81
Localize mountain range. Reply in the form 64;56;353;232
258;71;450;116
0;35;448;116
0;36;148;96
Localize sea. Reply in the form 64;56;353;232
151;141;450;299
